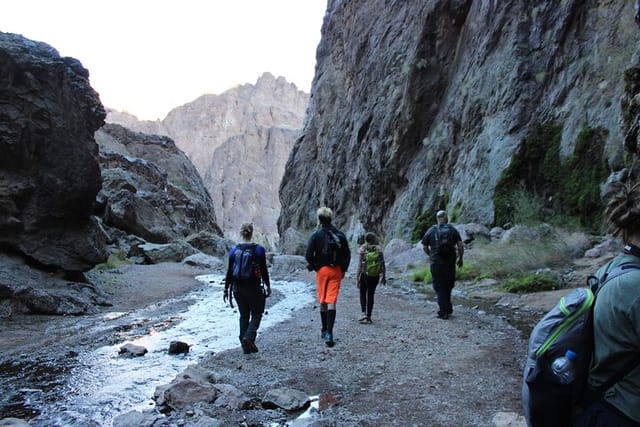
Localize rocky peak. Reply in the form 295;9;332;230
107;72;308;248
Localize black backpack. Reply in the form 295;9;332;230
322;229;342;266
434;224;456;257
521;261;640;427
232;243;260;281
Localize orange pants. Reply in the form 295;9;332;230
316;265;343;304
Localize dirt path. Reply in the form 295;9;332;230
1;262;529;426
195;272;527;426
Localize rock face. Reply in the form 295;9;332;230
107;73;308;248
0;32;107;271
278;0;640;241
95;123;221;246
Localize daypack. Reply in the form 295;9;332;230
434;224;456;257
363;245;382;276
232;243;261;281
322;229;342;266
521;261;640;427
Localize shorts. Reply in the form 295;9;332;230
316;265;343;304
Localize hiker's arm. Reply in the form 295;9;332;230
356;247;364;286
305;234;316;271
257;247;271;296
223;250;234;302
379;246;387;285
456;241;464;267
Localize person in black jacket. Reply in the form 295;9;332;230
305;207;350;347
421;210;463;320
224;222;271;354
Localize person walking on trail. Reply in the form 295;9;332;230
355;232;386;324
421;210;463;320
224;222;271;354
305;207;351;347
574;181;640;427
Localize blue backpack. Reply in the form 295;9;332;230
521;261;640;427
232;243;260;281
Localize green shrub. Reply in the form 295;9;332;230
96;250;131;270
411;267;432;283
501;272;559;293
493;123;610;232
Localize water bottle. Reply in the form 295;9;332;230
551;349;577;384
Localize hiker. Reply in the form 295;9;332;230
223;222;271;354
573;181;640;427
355;231;386;324
421;210;463;319
305;207;351;347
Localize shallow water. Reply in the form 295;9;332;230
0;275;314;426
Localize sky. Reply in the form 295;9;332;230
2;0;326;120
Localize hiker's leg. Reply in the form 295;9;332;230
447;262;457;314
366;276;379;318
245;290;266;341
359;277;368;314
320;303;328;333
234;292;250;342
324;266;341;336
430;263;446;317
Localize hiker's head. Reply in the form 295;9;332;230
605;181;640;243
364;232;378;245
239;222;254;240
317;207;333;226
436;210;448;224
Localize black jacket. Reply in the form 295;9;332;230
305;225;351;273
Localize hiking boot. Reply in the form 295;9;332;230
437;313;449;320
323;331;334;347
358;313;367;322
242;337;258;353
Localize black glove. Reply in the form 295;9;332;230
223;287;229;303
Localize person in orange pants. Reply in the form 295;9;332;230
305;207;351;347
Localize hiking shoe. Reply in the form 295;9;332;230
242;337;258;353
323;331;334;347
437;313;449;320
358;314;367;322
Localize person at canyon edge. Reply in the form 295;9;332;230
421;210;463;320
573;181;640;427
305;207;351;347
355;231;386;324
223;222;271;354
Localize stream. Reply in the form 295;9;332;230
0;275;314;426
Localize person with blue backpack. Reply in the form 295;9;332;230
224;222;271;354
573;181;640;427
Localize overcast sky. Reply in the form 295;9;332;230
2;0;326;120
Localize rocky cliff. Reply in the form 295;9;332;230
107;73;308;248
0;32;107;272
95;123;222;245
279;0;640;242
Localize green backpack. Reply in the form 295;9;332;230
363;246;382;276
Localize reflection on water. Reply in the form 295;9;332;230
0;275;314;426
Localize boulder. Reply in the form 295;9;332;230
0;32;107;271
262;387;310;411
118;343;148;357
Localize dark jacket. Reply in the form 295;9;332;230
305;225;351;273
